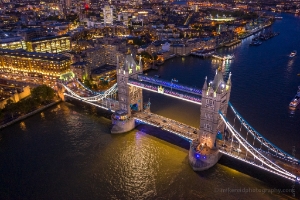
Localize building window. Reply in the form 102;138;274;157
205;113;212;119
204;123;212;131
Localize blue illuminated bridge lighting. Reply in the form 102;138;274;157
128;79;202;104
137;74;202;95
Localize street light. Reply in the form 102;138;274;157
171;78;178;92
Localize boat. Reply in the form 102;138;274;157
289;50;297;58
212;54;234;61
224;54;234;60
289;86;300;109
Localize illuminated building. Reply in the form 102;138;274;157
103;5;114;26
0;49;71;79
70;61;88;81
84;45;124;71
0;36;26;50
26;34;71;53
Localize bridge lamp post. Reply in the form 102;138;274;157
171;78;178;92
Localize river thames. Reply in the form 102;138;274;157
1;13;300;199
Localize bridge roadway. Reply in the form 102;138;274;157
132;111;198;141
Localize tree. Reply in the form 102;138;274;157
100;80;108;87
31;85;55;103
132;37;146;46
140;51;152;59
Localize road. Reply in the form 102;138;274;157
133;111;198;140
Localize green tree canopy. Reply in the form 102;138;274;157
31;85;55;103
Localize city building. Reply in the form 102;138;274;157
26;34;71;53
0;49;72;79
70;61;89;81
0;36;26;50
103;5;114;26
90;64;116;82
19;28;47;41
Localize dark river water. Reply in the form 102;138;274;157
1;13;300;199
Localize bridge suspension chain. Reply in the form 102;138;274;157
228;102;299;164
61;83;118;102
219;111;296;179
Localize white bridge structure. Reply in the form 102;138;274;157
59;52;300;182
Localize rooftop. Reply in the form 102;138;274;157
91;64;116;75
28;34;70;42
0;49;70;61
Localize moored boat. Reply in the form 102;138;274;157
289;50;297;58
289;86;300;109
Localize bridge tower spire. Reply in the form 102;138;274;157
202;76;208;91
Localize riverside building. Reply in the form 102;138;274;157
0;49;72;80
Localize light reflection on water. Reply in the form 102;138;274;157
19;121;26;131
0;102;297;199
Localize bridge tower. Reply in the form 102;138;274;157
200;69;231;148
189;69;231;171
116;50;143;116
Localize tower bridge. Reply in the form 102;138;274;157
60;52;300;182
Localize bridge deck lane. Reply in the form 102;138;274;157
133;111;198;141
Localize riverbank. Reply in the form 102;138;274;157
223;39;241;47
0;100;61;130
238;23;272;40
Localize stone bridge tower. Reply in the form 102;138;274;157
117;51;143;116
199;69;232;148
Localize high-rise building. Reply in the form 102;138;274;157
103;5;114;26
